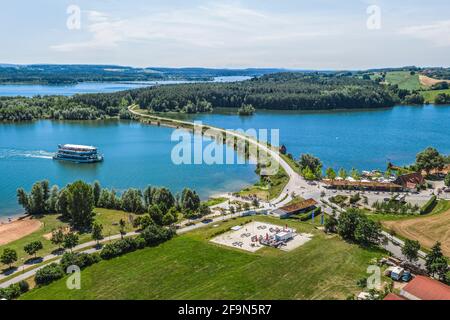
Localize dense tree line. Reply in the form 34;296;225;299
132;73;396;112
17;180;210;229
0;64;275;85
1;72;397;121
0;93;134;121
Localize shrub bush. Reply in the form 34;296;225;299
60;252;101;271
0;283;22;300
18;280;29;293
35;263;65;286
140;225;175;247
100;238;139;260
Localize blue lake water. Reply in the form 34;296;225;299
0;76;251;97
0;120;257;216
185;105;450;171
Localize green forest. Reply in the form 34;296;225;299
0;72;398;121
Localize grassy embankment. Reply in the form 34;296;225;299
21;215;385;300
0;209;136;271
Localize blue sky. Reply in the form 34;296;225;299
1;0;449;69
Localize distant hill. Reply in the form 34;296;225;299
0;64;287;85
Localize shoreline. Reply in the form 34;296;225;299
0;211;28;224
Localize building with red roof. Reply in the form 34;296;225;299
384;276;450;300
384;293;407;301
400;276;450;300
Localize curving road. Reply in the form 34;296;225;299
127;105;311;207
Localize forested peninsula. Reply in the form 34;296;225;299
0;72;403;122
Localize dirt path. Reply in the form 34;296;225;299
419;74;450;87
0;217;42;245
383;209;450;257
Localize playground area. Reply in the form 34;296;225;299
210;221;313;252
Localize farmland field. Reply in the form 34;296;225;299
385;71;422;90
21;216;385;300
382;201;450;257
420;89;450;103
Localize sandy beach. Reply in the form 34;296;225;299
0;216;42;245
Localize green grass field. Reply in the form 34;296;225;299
202;197;227;207
384;71;422;91
21;216;385;300
420;89;450;103
0;209;136;269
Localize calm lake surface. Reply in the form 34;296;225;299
0;120;256;216
185;105;450;171
0;76;251;97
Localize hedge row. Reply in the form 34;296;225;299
299;207;322;221
3;224;176;299
420;196;437;215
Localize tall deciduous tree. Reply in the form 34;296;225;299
152;188;175;214
444;173;450;187
24;241;43;259
416;147;445;176
326;168;337;180
92;181;101;207
56;188;71;220
50;228;65;250
299;154;322;180
148;205;163;226
180;188;200;213
425;242;449;281
402;239;421;263
66;181;95;229
63;232;79;253
1;248;17;269
91;222;104;246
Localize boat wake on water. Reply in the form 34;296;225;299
0;148;55;160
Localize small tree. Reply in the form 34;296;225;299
24;241;43;259
444;173;450;187
91;222;104;246
416;147;445;176
148;204;163;226
197;203;211;218
402;239;421;263
50;228;65;250
338;168;347;179
119;219;126;239
324;216;338;233
63;232;79;253
326;168;337;180
425;242;449;281
1;248;17;269
93;181;102;207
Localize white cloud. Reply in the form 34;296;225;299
51;3;338;53
399;20;450;47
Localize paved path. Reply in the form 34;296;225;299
0;208;270;289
